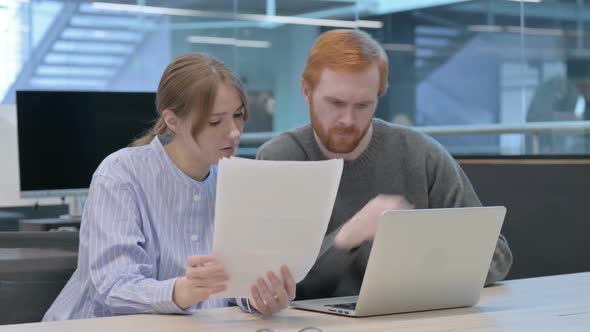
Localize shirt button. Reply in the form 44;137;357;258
191;234;199;242
193;194;200;203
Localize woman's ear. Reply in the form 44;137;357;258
161;109;178;134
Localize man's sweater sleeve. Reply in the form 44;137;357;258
295;227;363;300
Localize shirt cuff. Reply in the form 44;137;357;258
152;277;194;315
236;297;260;314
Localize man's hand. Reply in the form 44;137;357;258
335;195;413;250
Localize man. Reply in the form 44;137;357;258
257;29;513;300
526;58;590;154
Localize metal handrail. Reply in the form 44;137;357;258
416;121;590;136
241;120;590;144
239;121;590;154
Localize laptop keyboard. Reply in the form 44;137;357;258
325;302;357;310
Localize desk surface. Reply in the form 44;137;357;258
0;248;77;273
2;272;590;331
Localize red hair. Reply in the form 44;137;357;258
302;29;389;96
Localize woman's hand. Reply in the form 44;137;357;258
173;255;229;310
249;266;296;315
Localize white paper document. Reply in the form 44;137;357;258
211;157;343;298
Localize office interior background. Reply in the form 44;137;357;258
1;0;590;325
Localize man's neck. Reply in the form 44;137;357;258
313;124;373;161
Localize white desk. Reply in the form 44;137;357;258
2;272;590;331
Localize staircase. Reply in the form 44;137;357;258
414;11;476;82
3;2;161;102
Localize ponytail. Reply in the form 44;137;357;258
131;117;169;147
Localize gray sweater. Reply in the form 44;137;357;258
257;119;513;300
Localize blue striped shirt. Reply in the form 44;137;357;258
43;136;249;321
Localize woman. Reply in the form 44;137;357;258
43;53;295;320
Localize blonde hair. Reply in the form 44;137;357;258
132;53;249;146
302;29;389;96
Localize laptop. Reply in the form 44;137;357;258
290;206;506;317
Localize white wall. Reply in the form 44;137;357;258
0;104;60;207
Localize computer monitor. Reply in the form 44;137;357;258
16;90;157;200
